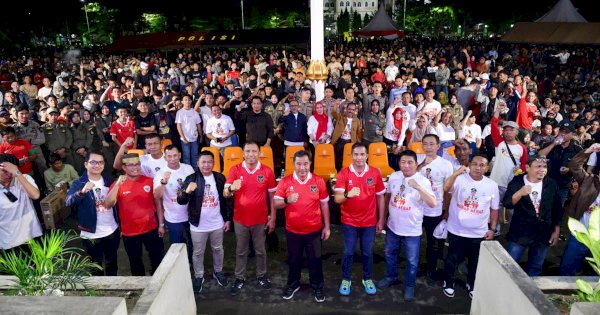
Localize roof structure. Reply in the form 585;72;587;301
536;0;587;22
353;3;403;40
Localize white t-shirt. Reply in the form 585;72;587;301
588;153;597;168
420;100;442;120
175;107;202;142
38;86;52;99
447;173;500;238
523;176;543;217
190;174;224;232
81;178;118;239
419;157;453;216
154;163;195;223
490;142;525;188
435;123;456;142
581;192;600;228
384;104;412;144
341;118;352;140
140;154;168;178
482;124;492;139
198;106;212;134
386;171;433;236
206;115;235;148
0;175;43;249
459;123;482;144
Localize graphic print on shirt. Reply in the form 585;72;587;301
460;188;481;214
342;122;351;138
202;184;218;208
391;184;407;208
531;190;541;216
424;168;436;192
93;187;110;213
216;123;225;136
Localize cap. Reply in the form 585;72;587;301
57;101;69;110
480;73;490;80
559;122;575;132
234;86;243;91
438;58;446;64
502;121;519;129
47;107;59;115
0;107;9;116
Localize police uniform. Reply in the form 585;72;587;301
362;110;386;146
13;120;47;172
95;114;118;176
42;121;74;165
70;122;94;173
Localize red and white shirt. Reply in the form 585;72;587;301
387;171;433;236
110;176;157;236
226;161;277;226
110;118;136;149
275;172;329;234
335;164;385;227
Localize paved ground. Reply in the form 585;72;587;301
60;207;581;315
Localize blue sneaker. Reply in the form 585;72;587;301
362;279;377;295
339;279;351;296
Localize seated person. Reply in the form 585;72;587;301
44;153;78;192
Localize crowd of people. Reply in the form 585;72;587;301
0;38;599;303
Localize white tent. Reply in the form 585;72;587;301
353;3;403;40
536;0;587;22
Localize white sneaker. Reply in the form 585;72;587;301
442;281;455;298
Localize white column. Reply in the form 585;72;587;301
310;0;325;101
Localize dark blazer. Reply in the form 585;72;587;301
503;174;562;246
177;171;232;227
66;172;117;233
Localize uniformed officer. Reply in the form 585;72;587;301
95;103;118;176
362;99;386;146
69;111;93;173
42;107;74;165
12;104;47;172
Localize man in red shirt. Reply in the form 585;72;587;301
274;150;330;303
224;142;277;295
334;142;386;296
110;106;136;149
105;153;164;276
0;127;36;175
516;76;538;131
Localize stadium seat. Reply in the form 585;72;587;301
127;149;145;156
201;147;221;172
313;144;337;182
408;142;425;154
447;145;456;157
259;146;275;172
368;142;395;178
161;138;173;152
342;142;353;169
284;146;305;176
223;146;244;178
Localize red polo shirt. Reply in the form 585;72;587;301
226;162;277;226
334;164;385;227
110;176;157;236
110;119;136;148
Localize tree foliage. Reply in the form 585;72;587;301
351;10;363;31
337;9;351;33
78;2;117;43
395;5;458;35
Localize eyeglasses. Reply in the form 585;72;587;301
124;162;141;167
87;160;105;166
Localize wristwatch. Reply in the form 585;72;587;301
15;170;23;176
344;192;349;198
160;179;168;185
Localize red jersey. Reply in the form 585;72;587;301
0;139;33;174
334;164;385;227
516;97;536;130
110;119;136;149
110;176;157;236
275;172;329;234
226;162;277;226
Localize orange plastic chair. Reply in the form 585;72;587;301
368;142;395;178
342;142;354;169
447;146;456;157
313;144;337;182
201;147;221;172
161;138;173;152
408;142;425;154
222;146;244;179
127;149;145;156
259;146;275;173
284;146;305;176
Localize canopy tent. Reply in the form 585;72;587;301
501;0;600;44
353;3;404;40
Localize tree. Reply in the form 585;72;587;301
78;2;118;43
352;10;362;31
142;13;168;33
363;13;371;27
336;9;350;33
249;7;262;29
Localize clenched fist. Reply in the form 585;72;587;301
81;181;96;194
230;179;242;192
186;182;197;194
347;187;361;198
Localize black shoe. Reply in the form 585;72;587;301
282;285;300;300
230;278;245;296
213;272;228;287
257;276;272;290
314;288;325;303
192;277;204;293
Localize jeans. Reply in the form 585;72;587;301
165;220;193;262
342;224;376;280
423;215;445;277
82;228;121;276
181;140;199;172
560;235;591;276
557;188;569;208
437;141;454;157
190;228;224;278
507;241;549;276
383;229;421;288
435;85;449;98
286;230;324;289
496;186;508;235
122;228;165;276
443;232;483;289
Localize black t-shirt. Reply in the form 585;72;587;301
135;113;158;148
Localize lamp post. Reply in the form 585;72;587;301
241;0;245;29
81;0;91;39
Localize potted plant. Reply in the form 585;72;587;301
0;229;101;296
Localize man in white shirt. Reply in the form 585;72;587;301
418;88;441;120
384;61;399;83
113;133;167;178
206;105;235;156
417;134;453;285
153;145;195;247
377;150;436;302
442;153;499;299
176;95;203;172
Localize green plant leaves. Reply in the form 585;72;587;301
569;208;600;303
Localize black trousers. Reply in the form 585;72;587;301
423;215;445;278
335;139;351;171
122;228;164;276
443;232;483;288
83;228;121;276
286;230;324;289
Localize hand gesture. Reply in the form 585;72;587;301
158;226;165;238
321;226;331;240
454;165;469;176
230;179;242;192
162;171;171;183
81;181;96;194
585;143;600;154
186;182;197;194
117;175;127;186
407;179;419;189
287;192;299;203
519;185;532;196
467;110;472;116
0;162;20;176
347;187;361;198
122;137;134;148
